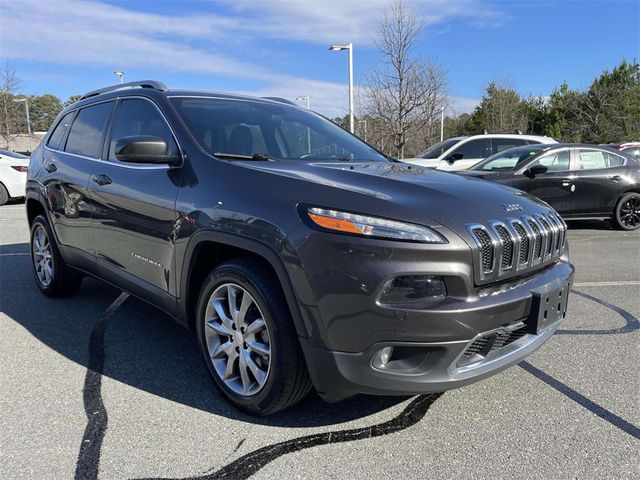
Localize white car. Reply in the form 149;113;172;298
0;149;29;205
401;133;557;171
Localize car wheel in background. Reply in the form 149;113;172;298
30;215;83;296
0;183;9;205
613;192;640;231
196;258;312;415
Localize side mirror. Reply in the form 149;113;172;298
524;164;548;178
447;152;464;162
115;135;180;165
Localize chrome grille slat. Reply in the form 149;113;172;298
468;211;567;283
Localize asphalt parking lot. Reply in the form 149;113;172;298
1;201;639;480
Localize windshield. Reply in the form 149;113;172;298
418;138;460;159
473;146;542;171
170;97;388;162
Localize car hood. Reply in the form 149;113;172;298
239;160;551;230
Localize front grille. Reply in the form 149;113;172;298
473;228;494;273
457;324;529;368
527;219;543;260
467;211;567;284
513;222;529;264
495;225;513;269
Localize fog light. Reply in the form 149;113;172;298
379;346;394;365
378;275;446;308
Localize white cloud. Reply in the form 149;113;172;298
0;0;491;117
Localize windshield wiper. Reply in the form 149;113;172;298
214;152;272;161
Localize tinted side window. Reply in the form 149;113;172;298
607;152;626;167
47;112;75;150
65;102;114;158
529;150;570;172
451;138;490;159
108;99;177;161
492;138;526;153
578;150;608;170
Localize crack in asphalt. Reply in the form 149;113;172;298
74;292;129;480
133;393;442;480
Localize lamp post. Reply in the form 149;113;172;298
114;70;125;84
440;106;445;142
329;43;354;133
296;96;311;154
359;119;367;142
12;98;31;134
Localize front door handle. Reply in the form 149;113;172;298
609;175;622;182
45;163;57;173
91;173;112;186
562;180;571;187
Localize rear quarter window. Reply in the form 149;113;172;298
47;112;75;150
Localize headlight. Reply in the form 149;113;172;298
305;207;447;243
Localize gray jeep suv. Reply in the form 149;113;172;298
26;81;574;415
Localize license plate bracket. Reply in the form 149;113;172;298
527;282;569;335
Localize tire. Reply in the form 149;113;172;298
196;258;312;415
30;215;83;297
613;192;640;231
0;183;9;206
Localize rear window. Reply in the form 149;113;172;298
47;112;75;150
64;102;114;158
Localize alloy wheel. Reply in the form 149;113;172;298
32;225;54;287
620;197;640;228
204;283;272;396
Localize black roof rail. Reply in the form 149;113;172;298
80;80;168;101
262;96;297;106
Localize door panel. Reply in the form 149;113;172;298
571;149;629;215
506;150;574;213
43;105;113;256
89;98;181;295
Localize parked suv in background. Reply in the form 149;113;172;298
401;133;557;170
0;149;29;205
26;81;574;415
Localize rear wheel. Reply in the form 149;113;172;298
196;258;311;415
613;192;640;231
0;183;9;206
30;215;83;297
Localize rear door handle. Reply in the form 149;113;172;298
91;173;112;186
45;163;57;173
562;180;571;187
609;175;622;182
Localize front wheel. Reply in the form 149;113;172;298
196;258;311;415
613;192;640;230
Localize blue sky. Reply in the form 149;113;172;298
1;0;638;118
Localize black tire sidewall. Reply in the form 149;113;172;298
615;193;640;231
195;264;291;414
0;183;9;206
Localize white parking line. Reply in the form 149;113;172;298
0;253;29;257
574;281;640;287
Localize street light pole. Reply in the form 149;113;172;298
114;70;125;84
329;43;354;133
296;96;311;154
12;98;31;135
440;106;445;142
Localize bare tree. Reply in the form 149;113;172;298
362;0;448;158
0;61;23;149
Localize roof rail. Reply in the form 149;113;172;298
80;80;168;101
262;96;297;106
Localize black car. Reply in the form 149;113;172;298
26;81;574;415
461;144;640;230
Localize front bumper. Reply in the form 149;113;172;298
287;225;574;400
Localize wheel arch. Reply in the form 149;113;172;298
178;230;308;339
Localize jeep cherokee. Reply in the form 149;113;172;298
26;81;574;415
